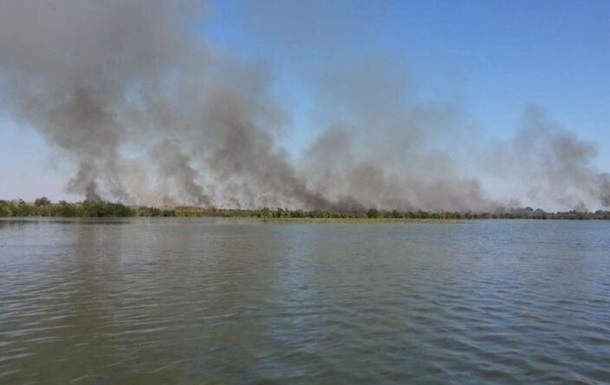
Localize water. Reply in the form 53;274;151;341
1;218;609;384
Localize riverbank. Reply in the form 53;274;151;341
259;217;465;224
2;198;610;220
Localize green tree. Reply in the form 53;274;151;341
366;208;379;218
34;196;51;206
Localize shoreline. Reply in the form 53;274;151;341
2;199;610;220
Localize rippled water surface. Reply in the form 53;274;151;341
1;218;610;384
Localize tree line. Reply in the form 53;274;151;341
2;197;610;220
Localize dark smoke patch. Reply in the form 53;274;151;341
0;0;201;205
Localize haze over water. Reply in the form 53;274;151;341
2;218;609;384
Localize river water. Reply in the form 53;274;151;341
1;218;609;384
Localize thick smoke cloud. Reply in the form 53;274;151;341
300;59;494;212
0;0;321;208
0;0;203;203
0;1;608;211
483;106;610;211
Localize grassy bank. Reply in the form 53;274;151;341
259;217;465;224
2;198;610;220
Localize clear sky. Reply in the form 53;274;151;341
1;0;609;205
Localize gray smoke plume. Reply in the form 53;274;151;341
0;0;203;204
0;1;608;211
483;106;610;211
299;59;496;212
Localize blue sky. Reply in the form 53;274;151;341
223;2;606;129
1;0;609;203
203;0;609;148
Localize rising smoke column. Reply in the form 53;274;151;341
300;60;495;212
0;0;330;209
482;106;610;211
0;0;204;203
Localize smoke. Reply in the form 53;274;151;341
0;0;202;204
299;59;494;212
0;1;608;211
483;106;610;211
